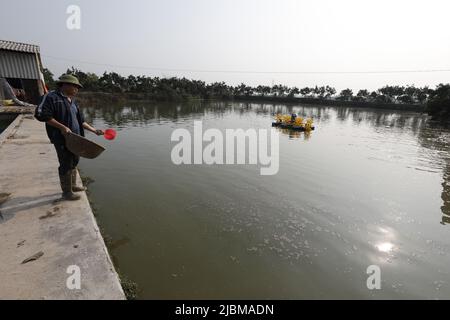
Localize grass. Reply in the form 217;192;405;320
118;273;139;300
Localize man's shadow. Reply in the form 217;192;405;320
0;193;61;224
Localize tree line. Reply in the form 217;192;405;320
43;67;450;120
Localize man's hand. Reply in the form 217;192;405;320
46;118;72;136
82;122;104;136
60;126;72;135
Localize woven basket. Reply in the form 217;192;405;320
65;132;106;159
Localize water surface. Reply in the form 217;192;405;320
0;115;16;134
80;101;450;299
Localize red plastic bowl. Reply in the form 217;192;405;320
104;129;117;140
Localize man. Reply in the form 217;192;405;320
35;74;104;201
290;113;297;123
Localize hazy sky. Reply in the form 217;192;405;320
1;0;449;91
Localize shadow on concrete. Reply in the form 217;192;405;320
0;193;61;223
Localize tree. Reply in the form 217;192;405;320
379;85;405;102
262;85;271;96
317;86;326;98
397;94;413;104
207;82;232;99
42;68;55;90
65;67;100;91
416;86;429;104
256;85;271;97
338;88;353;101
300;87;311;97
244;85;254;96
256;85;264;96
369;91;378;101
235;83;253;96
374;94;391;103
325;86;336;99
312;86;320;98
426;83;450;120
288;87;300;98
41;67;438;106
404;85;416;98
355;89;370;102
271;84;288;97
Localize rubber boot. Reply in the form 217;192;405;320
71;169;87;192
59;172;81;201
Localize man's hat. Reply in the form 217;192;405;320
56;74;83;88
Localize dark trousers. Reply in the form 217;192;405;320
54;143;79;176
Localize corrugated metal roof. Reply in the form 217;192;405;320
0;51;40;79
0;40;40;54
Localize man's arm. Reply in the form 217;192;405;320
35;94;71;135
47;118;71;135
82;122;104;136
77;104;103;136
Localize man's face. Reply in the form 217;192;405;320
61;83;79;97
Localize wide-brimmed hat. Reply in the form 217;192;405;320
56;74;83;88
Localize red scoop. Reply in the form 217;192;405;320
104;129;117;140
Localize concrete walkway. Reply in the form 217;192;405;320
0;115;125;299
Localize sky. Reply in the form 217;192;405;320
1;0;450;91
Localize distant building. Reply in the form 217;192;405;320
0;40;46;106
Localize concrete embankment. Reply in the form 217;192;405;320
0;114;124;299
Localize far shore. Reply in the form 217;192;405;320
76;91;426;112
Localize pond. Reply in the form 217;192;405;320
0;114;16;135
79;101;450;299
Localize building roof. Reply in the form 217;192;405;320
0;40;40;54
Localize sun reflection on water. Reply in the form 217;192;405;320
376;242;394;253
